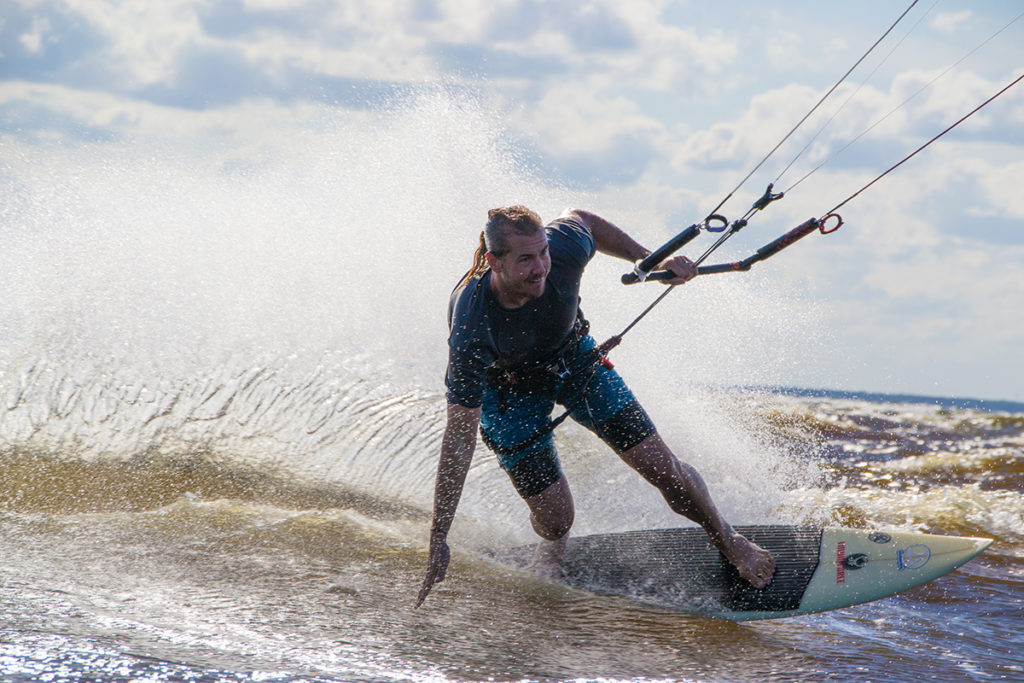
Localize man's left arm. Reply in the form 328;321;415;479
563;208;697;284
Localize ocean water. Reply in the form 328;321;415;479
2;96;1022;682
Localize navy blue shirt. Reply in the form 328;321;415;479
445;216;596;408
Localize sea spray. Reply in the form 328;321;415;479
2;90;828;540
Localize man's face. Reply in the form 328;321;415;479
489;229;551;305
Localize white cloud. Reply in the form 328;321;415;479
431;0;520;43
56;0;206;86
975;158;1024;219
426;0;736;93
0;80;352;148
509;81;666;157
591;3;735;93
18;15;52;53
671;82;824;173
892;67;1021;134
239;29;437;83
860;242;1024;353
930;10;973;35
763;29;804;72
672;61;1024;184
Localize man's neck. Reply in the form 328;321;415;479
488;272;531;309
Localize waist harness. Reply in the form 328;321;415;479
485;313;590;398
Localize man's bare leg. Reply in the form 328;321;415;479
618;433;776;588
523;475;574;579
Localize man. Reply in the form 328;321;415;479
415;205;775;608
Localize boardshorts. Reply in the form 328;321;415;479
480;334;657;498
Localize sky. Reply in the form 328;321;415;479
1;0;1022;403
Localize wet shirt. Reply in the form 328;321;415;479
445;216;596;408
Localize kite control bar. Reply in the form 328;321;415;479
628;213;842;282
621;215;727;284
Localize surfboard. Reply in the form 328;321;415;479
494;525;992;621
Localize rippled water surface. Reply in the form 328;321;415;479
2;375;1021;682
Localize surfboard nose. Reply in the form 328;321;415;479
966;536;994;558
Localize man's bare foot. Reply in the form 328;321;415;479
721;531;776;589
527;536;567;581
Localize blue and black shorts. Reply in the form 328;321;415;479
480;335;656;498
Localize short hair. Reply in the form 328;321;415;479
484;205;543;256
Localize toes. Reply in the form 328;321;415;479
750;554;775;588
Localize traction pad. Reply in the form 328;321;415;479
497;525;822;614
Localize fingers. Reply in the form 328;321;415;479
414;578;434;609
659;255;697;285
414;539;450;609
414;565;443;609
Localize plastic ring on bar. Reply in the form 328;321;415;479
819;213;843;234
705;214;729;232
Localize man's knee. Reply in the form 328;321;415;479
526;476;574;540
531;513;573;541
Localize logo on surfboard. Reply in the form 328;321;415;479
843;553;869;570
898;544;931;570
836;542;869;583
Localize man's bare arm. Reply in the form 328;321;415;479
415;401;480;608
561;208;696;284
563;208;650;262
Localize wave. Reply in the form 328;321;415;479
0;352;446;510
757;386;1024;414
4;376;1019;549
0;444;420;521
785;481;1024;551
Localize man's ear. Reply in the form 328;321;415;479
484;251;499;270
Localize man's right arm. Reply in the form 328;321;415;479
563;208;649;262
415;400;480;608
564;208;697;285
